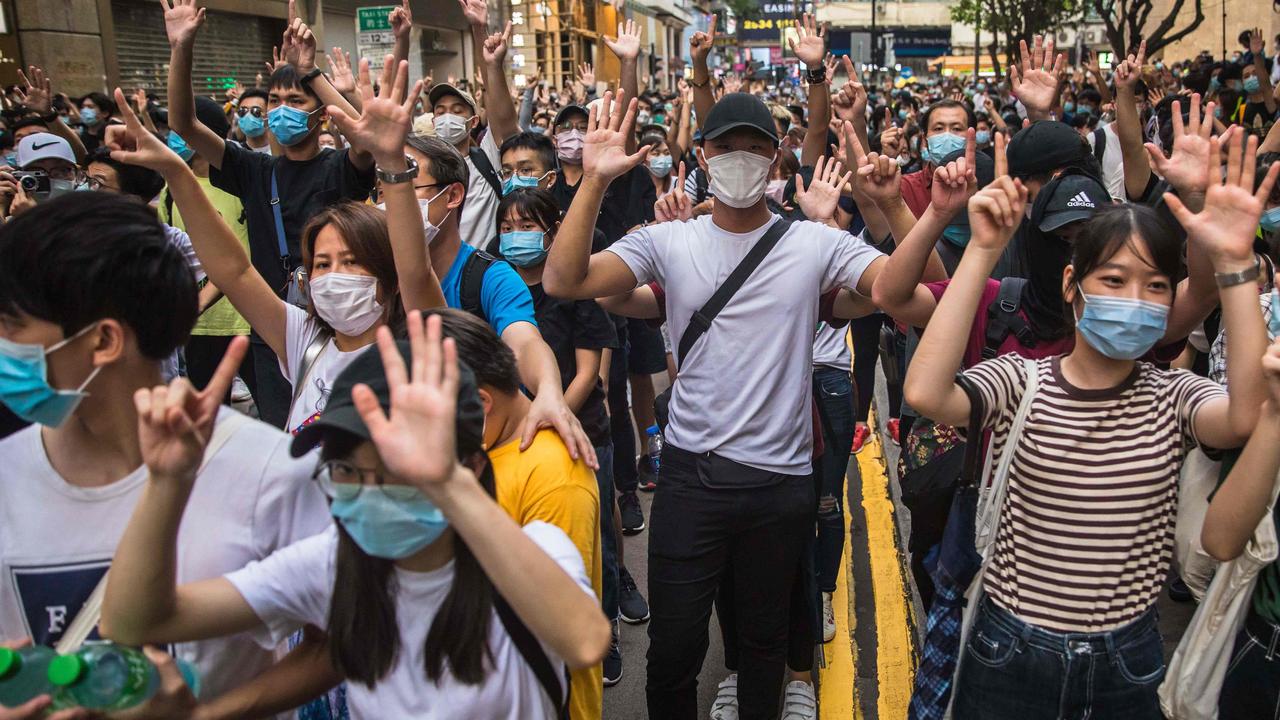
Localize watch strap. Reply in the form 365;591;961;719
1215;260;1261;288
299;67;325;86
376;155;420;184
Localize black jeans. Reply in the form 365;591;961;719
645;445;814;720
250;334;291;430
1220;607;1280;719
813;367;857;593
849;314;881;423
185;334;256;404
954;597;1165;720
607;321;638;494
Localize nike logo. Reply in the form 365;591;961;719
32;141;60;151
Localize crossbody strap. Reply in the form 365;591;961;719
469;146;504;199
675;218;792;366
287;330;333;425
54;411;251;655
269;167;290;269
974;357;1040;556
493;594;569;719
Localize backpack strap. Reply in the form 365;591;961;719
493;594;570;719
469;146;504;198
287;329;333;427
1091;126;1106;165
982;277;1034;360
694;166;709;204
460;250;501;321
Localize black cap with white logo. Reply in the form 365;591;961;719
1037;174;1112;231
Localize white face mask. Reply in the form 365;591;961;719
705;150;774;208
376;188;450;247
309;272;384;336
433;113;471;145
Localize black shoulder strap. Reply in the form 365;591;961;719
493;594;570;719
1092;127;1106;165
460;250;500;320
982;277;1034;360
162;189;175;225
956;373;985;489
676;219;792;366
469;146;503;198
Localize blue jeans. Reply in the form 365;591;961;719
954;597;1165;720
595;443;620;620
1220;608;1280;719
813;367;857;593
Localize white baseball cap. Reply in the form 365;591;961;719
16;133;76;169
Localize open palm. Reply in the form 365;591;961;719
788;13;825;67
1010;34;1063;115
1167;133;1279;265
1147;95;1215;196
583;90;649;181
605;19;642;61
795;156;852;222
328;56;422;164
160;0;205;47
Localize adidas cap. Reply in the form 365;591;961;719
1038;174;1111;232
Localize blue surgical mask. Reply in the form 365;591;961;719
500;229;549;267
1261;206;1280;232
1064;101;1076;113
167;131;195;161
238;112;266;139
792;148;803;162
942;224;971;247
0;323;102;428
1245;76;1262;94
897;109;909;121
648;155;673;178
1074;291;1169;360
2;153;15;168
1270;288;1280;338
501;170;549;196
975;130;991;146
268;105;318;147
79;107;99;127
923;132;966;164
530;125;547;135
1210;76;1221;92
330;485;449;559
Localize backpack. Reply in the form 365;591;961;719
459;249;504;321
469;146;503;198
1091;126;1107;166
981;277;1036;360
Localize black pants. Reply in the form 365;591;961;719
185;334;256;404
608;320;638;494
645;445;815;720
849;314;881;423
249;335;291;430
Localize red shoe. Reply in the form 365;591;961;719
887;418;901;445
851;424;871;454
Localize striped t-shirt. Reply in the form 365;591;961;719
963;354;1225;632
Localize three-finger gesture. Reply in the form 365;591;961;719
795;155;853;223
160;0;205;48
583;90;650;182
787;13;825;68
605;19;642;61
327;55;423;165
106;87;186;173
655;161;693;222
1010;34;1064;116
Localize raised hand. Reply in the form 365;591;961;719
795;155;853;222
1251;27;1265;56
160;0;205;48
722;74;742;95
1114;39;1146;92
354;314;463;491
132;87;150;114
655;161;693;222
266;46;285;75
968;177;1027;253
327;55;423;165
1147;86;1166;105
930;128;977;217
458;0;487;28
823;52;839;80
843;120;900;206
14;66;52;114
327;47;356;95
1009;34;1065;116
283;15;318;73
1145;94;1218;198
690;15;716;67
390;0;413;43
135;336;246;481
605;18;642;61
583;90;650;182
1165;132;1280;270
879;125;904;158
482;22;512;66
787;13;825;68
106;87;187;174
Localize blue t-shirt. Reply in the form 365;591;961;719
441;243;537;336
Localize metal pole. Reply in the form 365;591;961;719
1222;0;1227;58
871;0;878;68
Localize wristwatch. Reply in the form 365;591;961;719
1215;258;1261;288
687;75;709;88
804;66;827;85
376;155;420;185
299;67;326;87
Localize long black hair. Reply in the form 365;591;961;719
323;429;496;688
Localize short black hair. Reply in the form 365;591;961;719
497;187;560;237
1077;88;1102;106
240;88;269;105
87;147;165;201
269;64;318;100
425;308;520;394
406;134;469;213
499;131;556;174
83;91;117;117
0;193;197;359
921;99;977;131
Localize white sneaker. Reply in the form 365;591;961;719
781;680;817;720
708;673;738;720
230;376;252;403
822;591;836;643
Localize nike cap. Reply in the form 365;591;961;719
16;133;75;169
1038;174;1112;231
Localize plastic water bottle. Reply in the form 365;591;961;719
47;642;200;711
646;425;663;477
0;645;56;707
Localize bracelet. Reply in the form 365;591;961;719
299;67;325;87
804;67;827;85
687;76;709;88
1215;258;1261;288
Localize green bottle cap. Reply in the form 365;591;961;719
0;647;18;679
47;654;85;687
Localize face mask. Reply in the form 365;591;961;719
1210;76;1221;92
922;132;966;164
166;131;195;161
79;107;99;126
556;129;585;164
942;224;971;247
46;179;77;201
706;150;773;208
500;229;549;267
1064;101;1076;113
530;125;547;135
637;111;652;125
975;130;991;146
1270;288;1280;338
502;171;549;196
433;113;471;146
2;153;15;168
238;112;266;139
377;188;449;246
0;323;102;427
309;272;384;336
1074;290;1169;360
765;178;787;205
976;83;987;92
792;148;803;162
268;105;319;147
648;155;673;178
1245;76;1262;94
896;154;911;167
897;109;909;121
1261;206;1280;232
330;485;449;559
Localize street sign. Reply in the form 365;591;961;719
356;6;398;65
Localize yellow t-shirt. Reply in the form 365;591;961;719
161;179;252;336
490;429;602;720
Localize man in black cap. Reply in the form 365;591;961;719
544;88;888;720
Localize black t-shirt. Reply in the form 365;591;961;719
552;165;656;247
528;283;618;448
210;142;376;294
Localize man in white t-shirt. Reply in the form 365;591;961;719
0;193;329;715
544;90;886;720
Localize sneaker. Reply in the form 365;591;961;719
781;680;817;720
619;491;645;535
851;424;871;454
230;376;252;403
822;591;836;643
1169;572;1194;603
637;469;658;492
709;673;738;720
603;620;623;686
887;418;901;445
618;567;650;624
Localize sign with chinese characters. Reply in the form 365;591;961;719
356;6;398;65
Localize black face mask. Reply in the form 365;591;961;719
1021;172;1100;339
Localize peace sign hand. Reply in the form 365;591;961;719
106;88;187;174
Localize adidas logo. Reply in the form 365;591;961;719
1066;191;1095;208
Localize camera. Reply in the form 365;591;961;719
12;171;50;195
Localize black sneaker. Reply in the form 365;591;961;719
1168;572;1194;603
637;470;657;492
603;620;623;686
618;566;650;624
619;491;645;535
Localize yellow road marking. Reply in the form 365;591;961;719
819;466;858;720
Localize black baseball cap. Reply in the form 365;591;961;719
1006;121;1091;178
554;105;588;128
194;96;229;139
700;92;779;145
1037;174;1111;231
290;340;486;458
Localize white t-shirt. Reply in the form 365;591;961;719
608;215;881;474
280;303;369;434
1085;123;1125;201
0;413;330;703
226;521;592;720
460;130;502;250
813;321;851;370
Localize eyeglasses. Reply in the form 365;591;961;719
86;178;118;192
236;107;265;118
556;121;588;133
498;168;545;181
312;460;386;500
